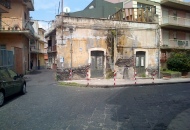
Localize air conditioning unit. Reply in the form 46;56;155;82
177;40;189;46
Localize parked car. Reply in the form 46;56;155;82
0;67;26;107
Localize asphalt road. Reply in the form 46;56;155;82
0;69;190;130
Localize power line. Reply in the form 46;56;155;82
31;19;53;23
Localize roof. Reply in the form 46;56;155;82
68;0;123;19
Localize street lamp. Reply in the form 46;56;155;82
69;27;73;79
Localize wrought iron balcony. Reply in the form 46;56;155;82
0;17;34;35
161;39;190;49
47;45;57;53
0;0;11;9
30;46;46;54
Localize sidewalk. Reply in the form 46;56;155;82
63;77;190;88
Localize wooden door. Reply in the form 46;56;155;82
14;47;23;74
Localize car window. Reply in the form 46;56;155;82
0;68;11;80
7;69;17;78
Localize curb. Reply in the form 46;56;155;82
81;81;190;88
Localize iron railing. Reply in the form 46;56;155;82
0;17;34;34
47;45;57;52
162;39;190;49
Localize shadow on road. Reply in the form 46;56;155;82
28;70;42;75
3;93;25;107
106;84;190;130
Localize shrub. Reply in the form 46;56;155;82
167;52;190;72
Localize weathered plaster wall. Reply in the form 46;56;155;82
0;34;29;74
56;28;107;69
54;16;158;79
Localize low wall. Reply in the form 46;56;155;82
56;65;89;81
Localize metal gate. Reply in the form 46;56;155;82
91;51;104;78
136;51;146;76
0;49;14;69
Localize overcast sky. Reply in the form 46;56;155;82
30;0;190;29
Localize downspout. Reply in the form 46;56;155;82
37;40;40;70
29;39;31;71
114;28;117;71
157;26;161;79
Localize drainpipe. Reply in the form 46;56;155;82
114;28;117;71
37;40;40;70
157;27;161;79
29;39;31;71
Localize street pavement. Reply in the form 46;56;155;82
0;69;190;130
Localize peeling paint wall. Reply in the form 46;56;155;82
52;16;159;79
56;28;107;69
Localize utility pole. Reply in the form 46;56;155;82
61;0;63;45
69;27;73;79
114;28;117;71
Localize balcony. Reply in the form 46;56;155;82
110;8;158;23
30;46;46;54
23;0;34;11
161;0;190;12
47;45;57;53
0;17;35;35
30;46;39;53
161;16;190;31
0;0;11;13
161;39;190;49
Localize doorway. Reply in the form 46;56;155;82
91;51;104;78
136;51;146;76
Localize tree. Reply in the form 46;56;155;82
167;52;190;72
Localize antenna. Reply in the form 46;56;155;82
58;1;60;15
64;7;71;13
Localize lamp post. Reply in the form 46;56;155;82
69;27;73;79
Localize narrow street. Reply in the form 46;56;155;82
0;69;190;130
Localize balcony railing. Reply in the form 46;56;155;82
162;39;190;49
0;17;34;34
162;15;190;27
30;46;46;54
47;45;57;52
0;0;11;9
30;46;39;53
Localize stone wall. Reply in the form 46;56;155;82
56;65;89;81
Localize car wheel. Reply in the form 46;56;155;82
0;92;4;107
21;84;27;94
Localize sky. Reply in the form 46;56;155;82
30;0;92;29
30;0;190;29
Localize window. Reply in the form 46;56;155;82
7;69;17;79
0;68;10;80
0;45;6;50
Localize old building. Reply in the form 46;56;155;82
114;0;190;70
159;0;190;68
46;15;159;80
31;21;47;70
0;0;35;74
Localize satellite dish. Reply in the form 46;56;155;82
64;7;71;13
